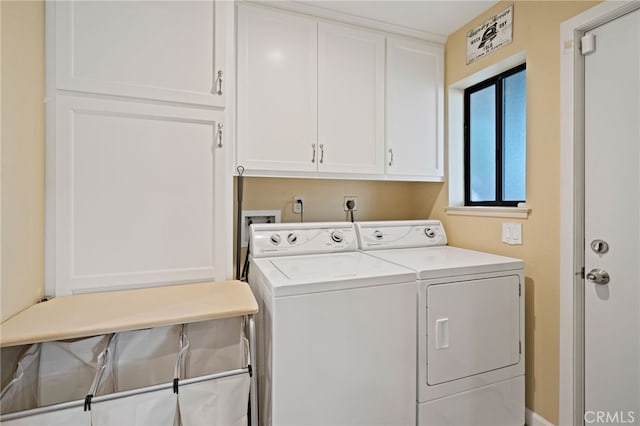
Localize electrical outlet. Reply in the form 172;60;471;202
241;210;281;247
292;196;304;214
343;196;358;211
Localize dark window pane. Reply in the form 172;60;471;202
502;70;526;201
469;85;496;202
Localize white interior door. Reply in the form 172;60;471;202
584;8;640;423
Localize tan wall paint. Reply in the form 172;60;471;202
238;177;442;223
428;1;598;423
0;0;45;322
233;177;443;266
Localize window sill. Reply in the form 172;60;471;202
445;206;531;219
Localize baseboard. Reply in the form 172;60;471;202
526;409;555;426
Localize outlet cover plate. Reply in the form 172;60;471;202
343;196;358;211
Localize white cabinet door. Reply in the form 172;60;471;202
386;37;444;180
318;22;385;175
237;5;317;173
52;95;229;296
54;0;226;107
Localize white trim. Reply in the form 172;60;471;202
526;408;555;426
447;51;527;209
445;206;530;219
45;0;57;297
559;2;640;426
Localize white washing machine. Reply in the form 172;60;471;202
248;222;417;426
356;220;525;426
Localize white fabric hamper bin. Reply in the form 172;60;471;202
178;373;250;426
176;318;250;426
0;406;89;426
0;335;111;425
183;317;248;376
90;325;181;426
109;325;182;391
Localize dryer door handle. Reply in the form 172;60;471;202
435;318;450;349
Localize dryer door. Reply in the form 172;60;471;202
427;275;520;385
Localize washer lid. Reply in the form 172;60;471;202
363;246;523;279
251;252;415;296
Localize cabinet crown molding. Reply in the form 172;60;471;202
240;0;448;44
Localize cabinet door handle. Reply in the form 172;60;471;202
215;70;223;95
388;148;394;166
217;122;224;148
319;144;324;164
311;144;316;163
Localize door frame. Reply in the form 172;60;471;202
559;2;640;425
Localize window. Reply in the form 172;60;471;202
464;63;526;206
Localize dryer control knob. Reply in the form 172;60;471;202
424;227;436;238
373;230;384;240
287;233;298;245
270;234;281;245
330;231;344;243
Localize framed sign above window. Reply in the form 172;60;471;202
466;5;514;64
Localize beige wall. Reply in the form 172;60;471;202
237;177;442;223
0;0;45;322
427;1;598;423
233;177;443;265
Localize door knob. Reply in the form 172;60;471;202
586;268;610;285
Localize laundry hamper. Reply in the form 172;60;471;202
0;335;111;425
176;318;251;426
89;325;182;426
0;281;259;426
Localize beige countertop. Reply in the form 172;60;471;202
0;281;258;347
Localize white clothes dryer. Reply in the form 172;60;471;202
248;222;417;426
356;220;525;426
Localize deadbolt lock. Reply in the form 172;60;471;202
590;239;609;254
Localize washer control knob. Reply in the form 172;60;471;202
287;233;298;245
270;234;281;245
424;227;436;238
330;231;344;243
373;230;383;240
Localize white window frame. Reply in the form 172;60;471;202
446;51;530;219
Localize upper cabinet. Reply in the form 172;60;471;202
46;0;233;296
236;5;318;172
317;22;385;175
235;4;444;182
237;6;384;176
54;0;227;108
386;37;444;180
